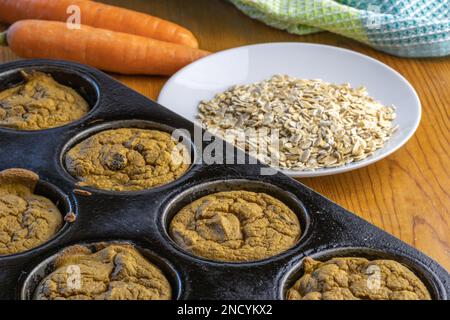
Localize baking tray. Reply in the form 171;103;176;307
0;59;448;300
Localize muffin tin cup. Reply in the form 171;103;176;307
279;247;448;300
0;59;448;300
60;119;197;195
0;66;100;132
160;179;311;265
20;241;183;300
0;178;75;260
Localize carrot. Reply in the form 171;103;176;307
0;0;199;48
0;20;210;75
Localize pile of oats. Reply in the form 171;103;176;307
198;75;398;170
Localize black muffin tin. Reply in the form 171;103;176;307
0;59;448;300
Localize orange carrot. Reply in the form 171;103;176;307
0;20;210;75
0;0;199;48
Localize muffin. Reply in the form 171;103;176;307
34;243;172;300
287;257;432;300
169;190;301;262
0;169;63;255
65;128;190;191
0;71;89;130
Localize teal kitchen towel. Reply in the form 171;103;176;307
229;0;450;57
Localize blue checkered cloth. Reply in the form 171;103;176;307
230;0;450;57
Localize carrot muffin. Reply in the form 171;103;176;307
287;257;432;300
0;169;63;255
65;128;190;191
169;191;301;262
34;243;172;300
0;71;89;130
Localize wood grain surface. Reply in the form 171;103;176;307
0;0;448;270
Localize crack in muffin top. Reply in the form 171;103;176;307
0;71;89;130
169;190;301;262
287;257;432;300
0;169;63;255
65;128;191;191
34;243;172;300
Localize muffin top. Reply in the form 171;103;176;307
0;169;63;255
34;243;172;300
65;128;190;191
287;257;432;300
169;190;301;262
0;71;89;130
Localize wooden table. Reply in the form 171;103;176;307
0;0;449;270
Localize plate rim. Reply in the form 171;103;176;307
158;42;422;178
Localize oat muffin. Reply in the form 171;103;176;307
0;71;89;130
0;169;63;255
34;243;172;300
169;191;301;262
287;257;432;300
65;128;190;191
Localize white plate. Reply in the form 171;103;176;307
158;43;421;177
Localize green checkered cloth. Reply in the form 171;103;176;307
229;0;450;57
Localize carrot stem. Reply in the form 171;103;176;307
0;31;7;46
